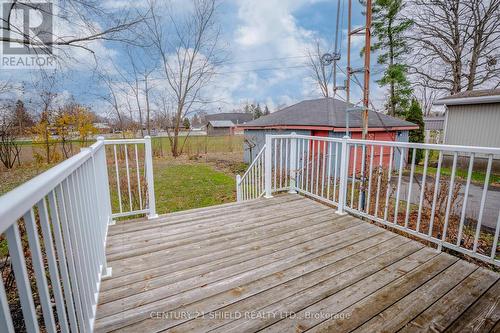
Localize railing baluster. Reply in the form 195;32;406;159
301;139;305;190
124;144;133;211
416;149;429;233
326;141;332;200
457;153;474;246
37;198;70;333
441;152;458;249
374;145;383;218
358;144;366;210
316;141;321;194
404;148;417;228
366;145;374;214
333;142;339;203
113;145;123;213
0;278;14;333
310;140;315;193
51;188;81;332
24;208;57;332
135;144;143;210
63;179;90;330
285;139;290;188
393;147;406;224
273;139;277;191
473;154;493;253
383;147;394;221
350;144;357;208
69;173;93;323
429;151;443;237
303;139;311;192
5;222;39;333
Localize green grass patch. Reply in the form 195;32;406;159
413;165;500;185
154;161;236;214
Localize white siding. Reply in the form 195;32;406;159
444;103;500;148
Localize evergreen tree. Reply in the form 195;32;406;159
264;105;270;115
183;117;190;129
254;103;263;119
369;0;413;116
406;99;425;163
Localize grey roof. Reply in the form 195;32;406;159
424;117;445;130
435;89;500;105
205;112;253;125
439;89;500;100
242;98;417;129
208;120;235;128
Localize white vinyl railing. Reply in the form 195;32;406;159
239;133;500;266
236;145;266;201
104;138;157;219
0;136;156;332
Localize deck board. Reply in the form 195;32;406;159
94;194;500;333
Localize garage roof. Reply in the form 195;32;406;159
241;98;417;130
208;120;235;128
435;89;500;105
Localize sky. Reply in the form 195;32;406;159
1;0;385;116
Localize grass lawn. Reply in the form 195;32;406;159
412;165;500;185
153;159;237;214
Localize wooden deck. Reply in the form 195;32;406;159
94;194;500;333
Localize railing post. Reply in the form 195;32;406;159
144;136;158;219
336;136;349;215
96;136;112;278
288;133;297;194
236;174;242;202
264;135;273;198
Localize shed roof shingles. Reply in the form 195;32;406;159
242;97;417;129
440;88;500;100
208;120;235;128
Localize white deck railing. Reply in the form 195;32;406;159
0;136;156;332
238;133;500;267
236;145;266;201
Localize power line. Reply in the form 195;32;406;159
224;55;310;65
215;64;309;75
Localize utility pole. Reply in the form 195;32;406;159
346;0;372;139
362;0;372;140
346;0;352;104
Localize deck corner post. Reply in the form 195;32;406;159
236;174;242;202
264;135;273;198
144;136;158;219
288;133;298;194
336;136;349;215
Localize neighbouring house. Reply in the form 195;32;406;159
204;112;254;136
93;122;112;134
240;97;418;165
435;88;500;170
423;116;445;143
206;120;236;136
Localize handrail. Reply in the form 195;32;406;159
236;145;266;201
0;141;102;233
239;145;266;181
0;136;158;332
243;133;500;266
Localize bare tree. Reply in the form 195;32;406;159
146;0;224;157
98;73;127;138
306;41;332;98
0;102;21;169
1;1;145;57
408;0;500;94
414;86;440;116
124;47;157;137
